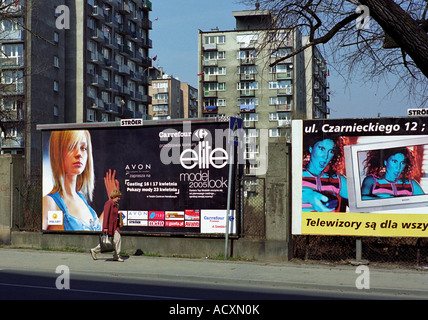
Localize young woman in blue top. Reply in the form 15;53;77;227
42;130;119;231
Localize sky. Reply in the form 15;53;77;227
149;0;424;120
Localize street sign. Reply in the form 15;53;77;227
229;116;243;146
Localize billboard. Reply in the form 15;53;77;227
292;117;428;237
41;120;238;235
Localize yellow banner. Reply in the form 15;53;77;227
301;212;428;237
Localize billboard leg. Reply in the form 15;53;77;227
224;143;234;260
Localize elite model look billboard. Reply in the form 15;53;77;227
292;117;428;237
41;121;237;235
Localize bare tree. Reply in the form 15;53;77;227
240;0;428;107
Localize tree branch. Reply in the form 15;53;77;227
269;12;360;67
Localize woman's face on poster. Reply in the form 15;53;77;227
384;153;406;181
63;135;88;176
308;139;335;173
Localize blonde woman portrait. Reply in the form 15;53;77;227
42;130;119;231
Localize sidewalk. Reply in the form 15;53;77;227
1;247;428;299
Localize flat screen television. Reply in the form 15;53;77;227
344;136;428;213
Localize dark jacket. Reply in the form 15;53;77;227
103;199;120;236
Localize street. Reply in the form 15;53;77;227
0;269;349;300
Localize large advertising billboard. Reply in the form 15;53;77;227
292;117;428;237
41;120;238;235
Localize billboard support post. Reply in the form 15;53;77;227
224;142;234;260
225;117;242;260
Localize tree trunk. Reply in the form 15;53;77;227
360;0;428;78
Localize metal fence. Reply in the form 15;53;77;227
241;177;266;239
14;176;42;231
293;235;428;267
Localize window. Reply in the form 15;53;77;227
237;50;257;59
237;82;258;90
53;105;59;117
242;113;258;122
269;129;282;137
238;98;258;106
269;112;291;120
54;56;59;68
269;80;292;89
53;31;59;43
238;66;258;75
204;35;225;44
1;44;23;66
269;96;289;105
53;81;59;92
204;67;226;75
217;99;226;106
153;93;168;101
204;83;225;92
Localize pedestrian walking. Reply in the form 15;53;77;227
90;189;123;262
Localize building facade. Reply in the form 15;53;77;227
0;0;152;176
148;67;198;120
198;9;329;174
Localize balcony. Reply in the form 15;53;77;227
118;64;131;75
88;97;106;110
239;89;256;97
105;59;119;70
277;119;292;128
119;86;131;96
277;86;293;95
0;57;23;68
0;82;24;96
275;103;292;112
239;104;256;113
105;81;119;92
130;71;143;81
142;0;152;11
276;72;292;80
203;59;218;66
141;56;152;67
120;107;134;118
105;37;119;50
89;51;104;64
118;24;131;35
141;19;152;30
240;73;256;81
118;1;131;14
1;136;24;149
104;14;119;28
105;103;119;114
119;44;133;56
104;0;120;7
203;43;217;51
91;28;105;42
203;90;218;98
240;57;255;65
202;105;218;114
91;6;105;20
90;74;105;87
141;38;152;48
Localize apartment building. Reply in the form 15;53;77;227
0;0;152;175
75;0;152;123
149;74;183;120
303;36;330;119
181;82;198;118
148;67;198;119
197;9;329;174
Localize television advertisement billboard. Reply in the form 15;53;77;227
41;121;238;236
292;117;428;237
